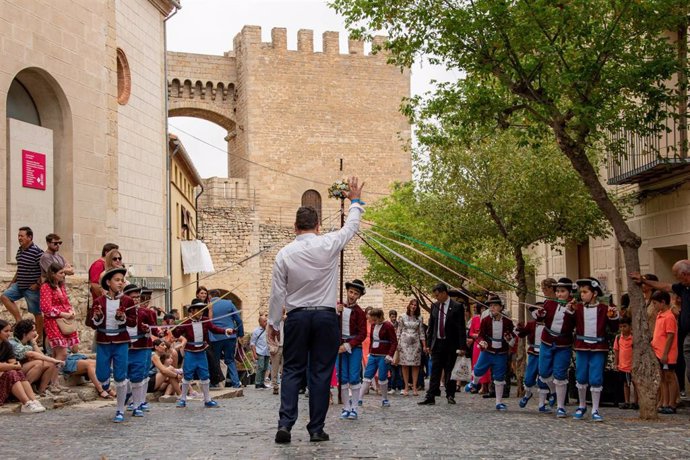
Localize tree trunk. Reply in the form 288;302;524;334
513;245;528;398
553;131;660;419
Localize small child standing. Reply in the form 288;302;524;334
357;308;398;414
516;302;550;412
250;313;270;389
651;290;679;414
86;267;137;423
172;299;234;408
464;295;516;411
613;315;638;409
572;277;619;422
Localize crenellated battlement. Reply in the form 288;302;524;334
232;25;388;57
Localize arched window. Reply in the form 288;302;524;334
7;79;41;125
301;189;322;224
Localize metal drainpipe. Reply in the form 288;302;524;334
164;3;180;312
194;181;205;289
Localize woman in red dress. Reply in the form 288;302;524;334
468;303;491;393
40;262;79;361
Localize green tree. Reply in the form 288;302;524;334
332;0;688;419
364;131;609;391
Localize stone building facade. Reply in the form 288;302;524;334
0;1;178;330
170;26;413;325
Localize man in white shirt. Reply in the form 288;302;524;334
268;176;364;444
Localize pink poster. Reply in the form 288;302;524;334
22;150;46;190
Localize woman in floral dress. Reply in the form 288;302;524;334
40;262;79;361
396;299;426;396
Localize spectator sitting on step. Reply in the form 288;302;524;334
0;319;46;413
148;345;182;397
160;314;185;367
10;319;64;395
61;352;114;399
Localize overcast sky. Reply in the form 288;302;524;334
166;0;457;178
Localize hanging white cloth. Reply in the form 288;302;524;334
180;240;215;274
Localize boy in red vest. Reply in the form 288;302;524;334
357;308;398;413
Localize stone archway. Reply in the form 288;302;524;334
213;288;243;310
5;67;73;260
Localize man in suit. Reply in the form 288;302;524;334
419;283;468;405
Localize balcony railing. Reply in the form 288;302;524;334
607;107;689;185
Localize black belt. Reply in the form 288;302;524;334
290;306;334;314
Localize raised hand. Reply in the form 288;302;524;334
346;176;364;202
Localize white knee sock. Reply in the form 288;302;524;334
591;387;602;412
577;384;588;408
495;382;505;405
524;386;533;398
379;381;388;401
538;388;548;407
359;380;371;402
546;379;556;394
200;379;211;403
555;380;568;410
115;380;128;413
180;380;190;402
131;381;145;409
342;384;351;410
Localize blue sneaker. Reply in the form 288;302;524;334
127;402;135;411
547;393;556;407
340;409;351;419
132;407;144;417
357;400;363;407
347;409;358;420
573;407;587;420
112;411;125;423
176;400;187;408
519;393;532;408
139;402;150;412
556;408;567;418
382;400;390;407
591;411;603;422
496;403;507;411
204;400;219;408
538;405;552;414
464;382;476;393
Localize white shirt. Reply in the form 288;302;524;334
491;317;503;349
105;298;121;336
583;305;598;342
372;323;382;349
342;307;353;338
192;321;204;344
268;203;364;329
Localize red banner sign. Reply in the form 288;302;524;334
22;150;46;191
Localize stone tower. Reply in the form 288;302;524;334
167;26;411;323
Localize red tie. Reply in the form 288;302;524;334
439;303;445;338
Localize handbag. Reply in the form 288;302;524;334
451;356;472;381
392;350;400;366
56;318;77;335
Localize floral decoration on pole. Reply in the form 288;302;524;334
328;178;350;200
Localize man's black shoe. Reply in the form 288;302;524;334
418;398;435;405
447;396;456;405
275;427;291;444
483;392;496;399
309;431;330;442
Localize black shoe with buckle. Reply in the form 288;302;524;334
447;396;456;405
275;427;291;444
310;431;330;442
418;398;435;405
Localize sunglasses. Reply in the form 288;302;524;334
51;241;63;245
113;257;122;261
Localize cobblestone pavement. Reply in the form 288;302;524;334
2;385;689;459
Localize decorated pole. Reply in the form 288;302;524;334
329;178;349;405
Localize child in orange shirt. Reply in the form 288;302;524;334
613;315;638;409
650;291;679;414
